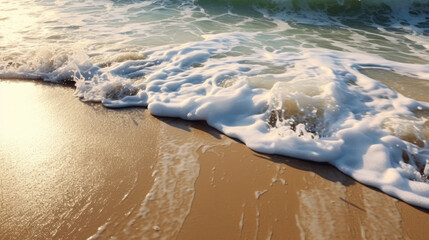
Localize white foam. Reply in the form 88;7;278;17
97;35;428;208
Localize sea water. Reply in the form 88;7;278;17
1;0;428;208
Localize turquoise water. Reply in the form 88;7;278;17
1;0;429;208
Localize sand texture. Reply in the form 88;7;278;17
1;80;428;239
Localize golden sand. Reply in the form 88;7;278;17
0;80;428;239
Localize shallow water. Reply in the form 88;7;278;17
1;0;429;208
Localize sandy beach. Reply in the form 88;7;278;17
1;79;428;239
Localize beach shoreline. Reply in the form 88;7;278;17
1;79;428;239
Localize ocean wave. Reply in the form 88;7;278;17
197;0;429;11
87;36;429;208
196;0;429;31
1;0;429;209
13;33;426;208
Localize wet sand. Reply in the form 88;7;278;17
1;79;428;239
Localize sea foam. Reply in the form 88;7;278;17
83;33;429;208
